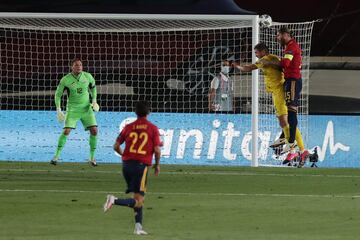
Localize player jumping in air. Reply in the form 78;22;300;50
261;27;310;167
232;43;293;152
103;101;162;235
51;58;99;166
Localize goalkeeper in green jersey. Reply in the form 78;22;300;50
51;58;100;166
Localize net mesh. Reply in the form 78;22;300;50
0;15;314;165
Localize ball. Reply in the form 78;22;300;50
259;14;272;28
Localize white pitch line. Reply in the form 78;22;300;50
0;188;359;199
1;168;360;179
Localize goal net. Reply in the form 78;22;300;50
0;13;314;166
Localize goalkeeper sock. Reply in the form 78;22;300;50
287;110;298;143
89;134;97;160
282;125;290;141
55;133;68;158
114;198;136;208
295;128;305;151
134;207;143;224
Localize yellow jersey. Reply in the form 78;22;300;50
255;54;285;92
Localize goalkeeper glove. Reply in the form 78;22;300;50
91;102;100;112
56;107;65;122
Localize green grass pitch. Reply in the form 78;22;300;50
1;161;360;240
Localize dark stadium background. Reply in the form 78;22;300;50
1;0;359;113
1;0;359;56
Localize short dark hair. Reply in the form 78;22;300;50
135;101;150;117
278;26;292;35
71;58;82;65
254;42;269;53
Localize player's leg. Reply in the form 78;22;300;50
88;126;98;166
283;79;310;164
104;161;147;210
270;88;288;148
51;128;72;165
295;127;304;151
281;79;299;162
81;108;98;166
104;161;137;212
286;79;309;166
288;120;310;167
297;130;310;167
133;193;147;235
103;161;149;234
274;83;305;150
285;80;299;143
133;193;145;224
132;164;148;235
51;111;79;165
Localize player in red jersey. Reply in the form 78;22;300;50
262;27;310;167
103;101;161;235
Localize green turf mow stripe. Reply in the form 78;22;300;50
1;188;360;198
1;168;360;178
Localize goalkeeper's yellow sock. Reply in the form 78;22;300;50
89;134;97;160
282;125;290;140
295;128;305;151
282;125;304;151
55;133;67;158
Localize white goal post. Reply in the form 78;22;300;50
0;13;314;166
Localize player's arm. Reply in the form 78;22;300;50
259;59;283;71
280;50;294;69
153;146;161;176
55;78;66;122
263;51;293;69
232;62;258;72
89;73;100;112
113;131;125;156
55;78;65;109
113;141;123;156
153;127;162;176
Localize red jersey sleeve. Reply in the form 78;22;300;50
153;126;162;147
280;39;302;79
280;49;294;69
116;129;126;145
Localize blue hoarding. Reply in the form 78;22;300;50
0;110;357;168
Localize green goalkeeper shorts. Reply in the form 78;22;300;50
64;108;97;130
